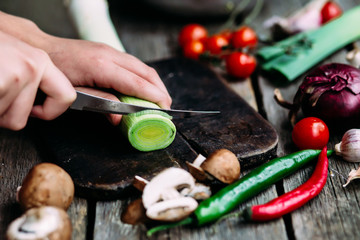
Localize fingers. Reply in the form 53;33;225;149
46;40;172;110
114;53;170;95
0;31;76;130
97;60;172;109
0;80;39;130
31;61;76;120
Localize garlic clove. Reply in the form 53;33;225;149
335;129;360;162
343;167;360;187
346;48;360;68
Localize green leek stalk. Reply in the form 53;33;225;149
257;5;360;81
118;96;176;152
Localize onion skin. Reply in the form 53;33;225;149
292;63;360;126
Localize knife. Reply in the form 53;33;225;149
70;91;220;119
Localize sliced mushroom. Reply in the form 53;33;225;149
146;197;198;222
187;149;241;184
6;206;72;240
141;167;199;221
17;163;75;210
142;167;196;209
132;174;211;201
180;183;211;200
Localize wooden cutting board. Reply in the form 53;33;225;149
30;58;278;200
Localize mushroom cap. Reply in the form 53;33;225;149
18;163;75;210
200;149;240;184
6;206;72;240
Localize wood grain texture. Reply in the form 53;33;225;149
0;129;39;239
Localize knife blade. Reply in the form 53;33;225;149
70;91;220;119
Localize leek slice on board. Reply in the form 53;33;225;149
118;95;176;152
257;5;360;81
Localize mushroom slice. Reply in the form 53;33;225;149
6;206;72;240
142;168;196;209
180;183;211;200
146;197;198;222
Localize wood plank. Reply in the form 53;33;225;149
0;129;39;238
93;200;146;240
68;198;88;240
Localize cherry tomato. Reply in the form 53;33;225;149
205;35;229;55
219;29;233;42
182;40;205;59
231;26;258;49
292;117;329;150
321;1;342;24
178;24;208;47
225;52;257;78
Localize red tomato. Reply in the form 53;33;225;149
231;26;258;49
292;117;329;150
225;52;257;78
321;1;342;24
178;24;208;47
219;29;233;42
182;40;205;59
205;35;229;54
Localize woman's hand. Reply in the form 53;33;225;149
0;11;172;127
45;37;172;125
0;31;76;130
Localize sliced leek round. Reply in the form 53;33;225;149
119;96;176;152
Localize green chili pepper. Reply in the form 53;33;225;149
147;149;333;236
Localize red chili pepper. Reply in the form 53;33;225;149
243;146;328;221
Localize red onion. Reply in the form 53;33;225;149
275;63;360;127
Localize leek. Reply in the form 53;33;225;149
257;5;360;81
118;96;176;152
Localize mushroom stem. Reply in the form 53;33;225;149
192;154;207;167
133;176;149;192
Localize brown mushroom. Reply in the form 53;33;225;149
17;163;75;210
121;198;148;225
187;149;240;184
6;206;72;240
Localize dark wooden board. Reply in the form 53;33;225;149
31;58;278;200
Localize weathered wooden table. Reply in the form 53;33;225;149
2;0;360;239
